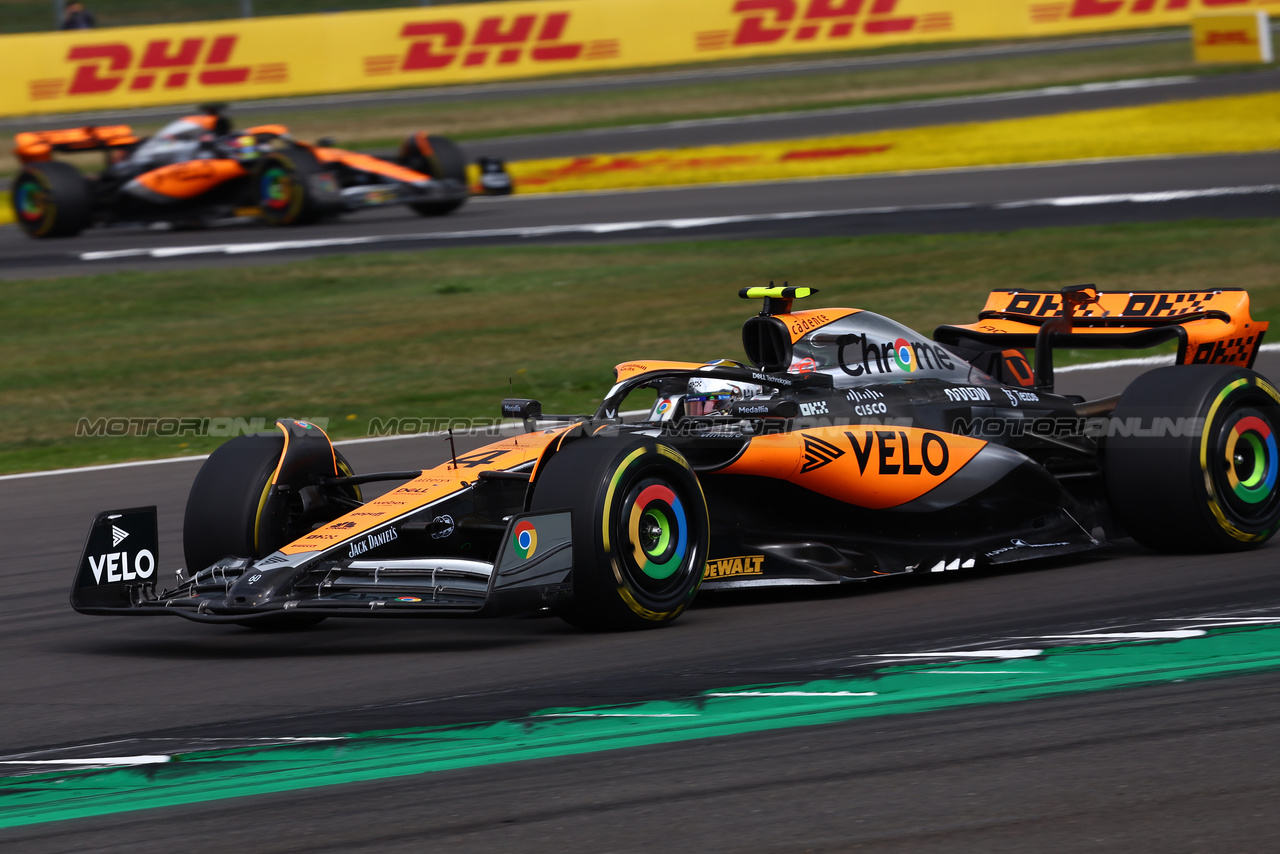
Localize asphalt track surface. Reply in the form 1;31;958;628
5;150;1280;278
6;67;1280;852
5;352;1280;852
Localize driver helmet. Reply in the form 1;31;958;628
683;378;763;417
156;119;209;143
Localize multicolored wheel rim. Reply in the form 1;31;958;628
1202;377;1280;541
14;176;52;232
624;482;688;583
1220;411;1279;511
513;520;537;560
259;165;296;214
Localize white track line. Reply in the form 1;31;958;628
0;755;170;766
864;650;1044;659
77;184;1280;262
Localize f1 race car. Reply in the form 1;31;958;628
11;106;480;237
73;284;1280;631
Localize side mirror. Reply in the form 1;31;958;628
502;398;542;432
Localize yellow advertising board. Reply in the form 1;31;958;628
1193;11;1274;61
1;0;1277;117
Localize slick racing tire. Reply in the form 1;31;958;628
255;148;328;226
183;433;358;629
530;436;709;631
398;132;468;216
11;161;93;238
1105;365;1280;552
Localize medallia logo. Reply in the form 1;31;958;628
892;337;916;373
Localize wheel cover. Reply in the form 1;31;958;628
1202;377;1280;540
15;176;52;232
1219;410;1279;513
596;445;705;619
626;483;687;581
260;165;296;213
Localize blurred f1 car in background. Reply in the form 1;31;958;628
10;105;505;237
72;284;1280;632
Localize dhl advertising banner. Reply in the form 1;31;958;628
1;0;1277;117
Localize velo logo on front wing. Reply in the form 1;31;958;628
88;549;156;584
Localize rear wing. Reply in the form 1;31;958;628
935;286;1267;391
15;125;140;164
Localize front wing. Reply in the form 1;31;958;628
72;506;574;622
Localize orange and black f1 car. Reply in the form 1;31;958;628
11;107;481;238
73;285;1280;631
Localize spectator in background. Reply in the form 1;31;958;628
61;2;96;29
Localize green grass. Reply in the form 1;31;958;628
3;218;1279;474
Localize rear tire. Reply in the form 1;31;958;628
12;161;93;238
399;133;468;216
183;433;358;630
1105;365;1280;552
530;436;709;630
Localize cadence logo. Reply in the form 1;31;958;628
708;0;955;52
377;12;618;76
49;36;266;99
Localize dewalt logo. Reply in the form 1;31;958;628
705;554;766;580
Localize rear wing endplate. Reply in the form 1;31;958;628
16;126;139;163
935;286;1267;390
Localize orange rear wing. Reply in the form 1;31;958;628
935;286;1267;390
15;125;140;164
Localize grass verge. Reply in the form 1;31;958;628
3;218;1280;475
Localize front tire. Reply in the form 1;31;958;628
12;161;93;238
1105;365;1280;552
530;436;709;630
255;148;328;226
398;132;468;216
183;433;359;630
